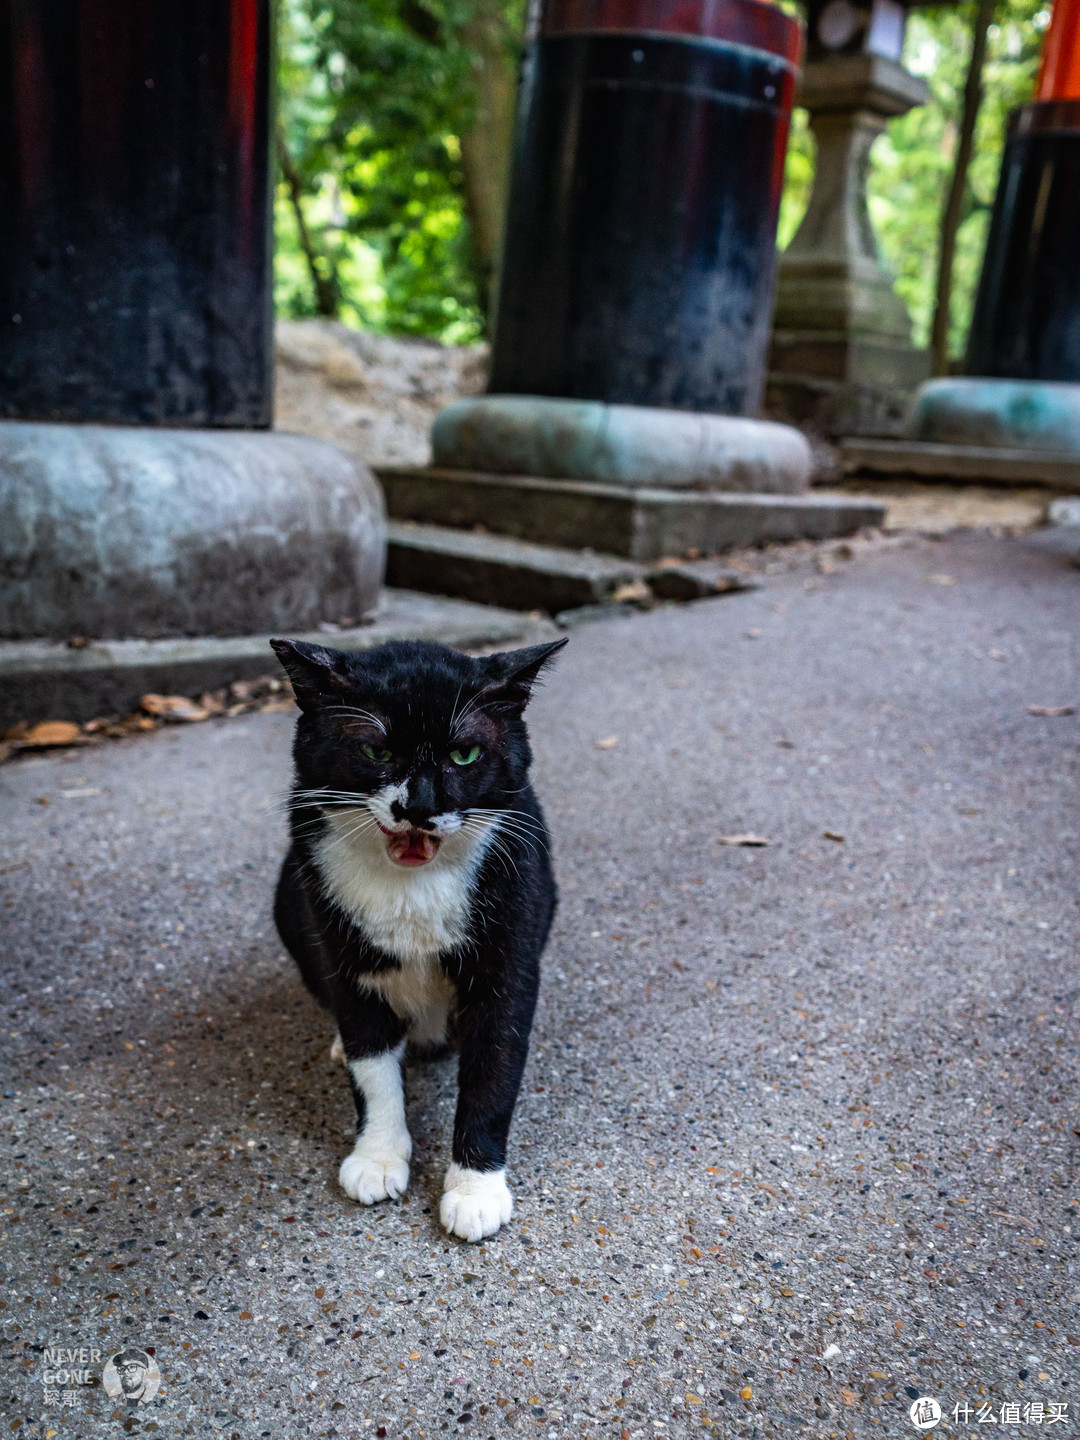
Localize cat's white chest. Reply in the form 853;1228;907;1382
313;812;491;967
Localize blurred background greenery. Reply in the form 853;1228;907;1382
276;0;1049;358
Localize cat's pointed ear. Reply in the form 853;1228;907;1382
270;638;353;711
476;638;568;717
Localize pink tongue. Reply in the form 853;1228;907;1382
388;829;439;865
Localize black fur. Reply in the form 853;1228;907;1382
271;636;566;1178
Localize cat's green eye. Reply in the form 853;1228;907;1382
449;745;482;767
360;742;393;763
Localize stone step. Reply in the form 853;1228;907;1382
386;521;645;613
839;437;1080;490
376;465;886;561
0;590;560;730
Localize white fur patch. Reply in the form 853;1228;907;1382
439;1163;513;1242
340;1045;411;1205
313;798;496;1039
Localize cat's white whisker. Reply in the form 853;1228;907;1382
321;704;387;733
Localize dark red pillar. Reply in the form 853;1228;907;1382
488;0;802;417
965;0;1080;381
0;0;273;426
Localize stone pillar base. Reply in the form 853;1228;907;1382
836;377;1080;488
0;423;386;641
911;377;1080;454
432;395;814;494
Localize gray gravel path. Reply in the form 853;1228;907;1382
2;530;1078;1440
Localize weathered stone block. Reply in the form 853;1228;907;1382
386;521;644;613
839;437;1080;489
646;560;763;602
0;590;558;728
911;378;1080;455
377;465;885;561
0;423;386;640
432;395;813;494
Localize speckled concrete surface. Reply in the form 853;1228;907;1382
2;530;1078;1440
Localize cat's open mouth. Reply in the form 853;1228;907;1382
378;822;440;867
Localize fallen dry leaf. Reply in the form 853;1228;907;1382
1027;704;1075;717
140;693;211;723
823;831;846;842
17;721;83;749
611;579;653;603
0;672;293;766
839;1387;860;1406
595;735;619;750
739;1386;753;1400
717;833;771;847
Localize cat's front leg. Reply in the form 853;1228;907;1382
338;998;411;1205
440;977;536;1242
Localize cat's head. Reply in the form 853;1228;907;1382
270;636;567;867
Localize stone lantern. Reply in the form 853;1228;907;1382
767;0;937;437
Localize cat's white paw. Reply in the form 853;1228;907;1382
330;1033;345;1066
439;1163;513;1242
339;1145;410;1204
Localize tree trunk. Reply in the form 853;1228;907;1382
930;0;996;375
277;126;340;319
458;0;522;318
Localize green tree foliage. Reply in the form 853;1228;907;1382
875;0;1048;357
276;0;521;342
280;0;1050;357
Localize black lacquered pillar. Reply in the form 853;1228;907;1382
0;0;273;426
489;0;802;417
965;100;1080;381
905;0;1080;454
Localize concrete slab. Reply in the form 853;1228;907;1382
377;466;886;560
0;590;559;729
839;436;1080;490
386;521;645;613
1;530;1077;1436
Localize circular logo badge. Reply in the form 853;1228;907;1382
909;1397;942;1431
102;1348;161;1407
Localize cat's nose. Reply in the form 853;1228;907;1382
392;801;437;830
392;773;438;829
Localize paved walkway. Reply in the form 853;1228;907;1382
2;530;1078;1438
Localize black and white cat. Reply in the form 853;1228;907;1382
270;635;567;1242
